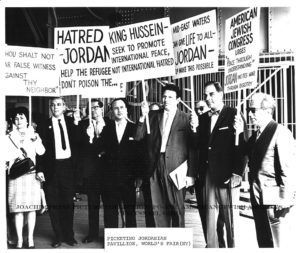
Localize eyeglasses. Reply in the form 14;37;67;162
247;107;261;114
196;106;204;112
91;106;101;110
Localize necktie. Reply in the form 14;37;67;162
208;110;220;117
256;129;261;141
58;119;66;150
94;121;99;138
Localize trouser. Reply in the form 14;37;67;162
194;178;225;247
102;183;137;228
45;159;74;242
142;178;155;227
85;173;102;237
150;154;185;227
250;190;293;247
205;172;240;248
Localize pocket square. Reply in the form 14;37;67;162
129;137;134;140
218;126;229;130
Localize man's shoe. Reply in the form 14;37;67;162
51;241;62;248
65;238;78;246
82;235;96;243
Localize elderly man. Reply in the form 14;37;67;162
135;83;196;227
190;81;247;247
235;92;296;247
37;97;80;248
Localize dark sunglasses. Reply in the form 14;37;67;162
196;106;204;111
247;107;260;114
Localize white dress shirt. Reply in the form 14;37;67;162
210;104;224;133
115;119;127;143
52;116;71;159
160;109;176;152
92;117;105;138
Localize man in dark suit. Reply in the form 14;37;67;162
235;92;296;247
36;97;80;248
135;83;196;227
78;99;107;243
190;81;247;247
100;98;142;228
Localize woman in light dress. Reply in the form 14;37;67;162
5;107;45;249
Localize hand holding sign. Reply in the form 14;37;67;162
139;101;149;122
190;112;199;132
73;109;81;125
86;124;95;140
233;114;244;136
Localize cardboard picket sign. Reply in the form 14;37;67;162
4;45;59;96
224;7;260;94
55;26;124;98
224;7;261;145
172;9;218;79
109;17;176;83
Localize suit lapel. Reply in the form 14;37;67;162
119;121;130;145
169;110;179;135
64;115;71;144
157;110;164;136
208;107;227;145
48;117;55;152
164;110;180;146
112;122;119;145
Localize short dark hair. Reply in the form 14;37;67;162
162;84;181;98
204;81;223;92
12;107;29;123
86;99;104;115
110;98;129;110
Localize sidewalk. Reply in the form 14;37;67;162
7;191;261;249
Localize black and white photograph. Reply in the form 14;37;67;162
1;0;299;251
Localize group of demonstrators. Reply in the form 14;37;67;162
5;81;296;249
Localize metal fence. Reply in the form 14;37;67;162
65;51;295;138
125;51;296;138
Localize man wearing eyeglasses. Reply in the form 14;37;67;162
195;100;209;117
235;92;296;247
78;99;108;243
190;81;248;248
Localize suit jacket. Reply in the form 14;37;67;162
134;109;197;178
77;118;110;180
100;120;143;187
194;106;247;186
36;115;79;182
247;120;296;205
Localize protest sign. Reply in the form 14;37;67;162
172;10;218;79
4;45;59;96
224;7;260;93
55;26;125;98
109;17;175;83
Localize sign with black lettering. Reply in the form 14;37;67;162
172;10;218;79
224;7;260;93
55;26;125;97
109;18;175;82
4;45;59;96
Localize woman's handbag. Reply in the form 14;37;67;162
8;136;35;180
